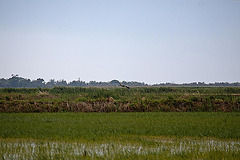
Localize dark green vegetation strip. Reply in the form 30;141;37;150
0;87;240;112
0;112;239;140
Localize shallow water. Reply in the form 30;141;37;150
1;138;240;159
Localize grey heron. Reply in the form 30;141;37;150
119;82;130;89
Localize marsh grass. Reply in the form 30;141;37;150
1;137;239;159
0;87;240;112
1;112;239;159
0;112;239;140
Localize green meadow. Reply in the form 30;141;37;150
1;112;240;139
1;112;240;159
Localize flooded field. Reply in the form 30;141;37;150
1;137;240;159
1;112;239;159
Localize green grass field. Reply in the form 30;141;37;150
1;112;240;139
1;112;240;159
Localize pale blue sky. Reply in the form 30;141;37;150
0;0;240;84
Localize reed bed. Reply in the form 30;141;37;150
0;87;240;112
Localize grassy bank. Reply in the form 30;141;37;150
0;87;240;112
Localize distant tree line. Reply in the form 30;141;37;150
153;82;240;87
0;75;147;88
0;75;239;88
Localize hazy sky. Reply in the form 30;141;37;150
0;0;240;84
